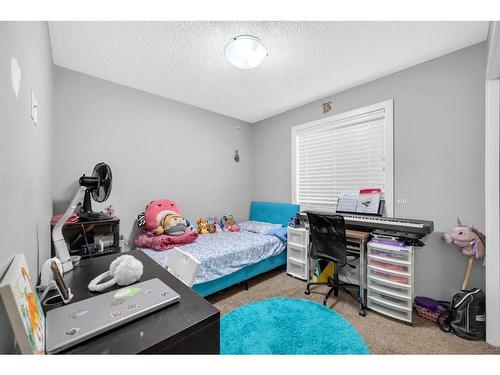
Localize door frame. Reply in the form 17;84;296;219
485;79;500;347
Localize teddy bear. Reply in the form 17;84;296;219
142;199;182;236
197;217;209;234
222;214;240;232
205;216;218;234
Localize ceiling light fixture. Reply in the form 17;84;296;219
224;35;267;69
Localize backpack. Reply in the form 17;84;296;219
438;288;486;340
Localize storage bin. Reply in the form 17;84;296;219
288;228;308;247
287;242;307;262
368;259;409;273
368;289;412;310
368;267;410;285
368;299;412;323
368;276;411;298
368;247;410;263
287;259;307;280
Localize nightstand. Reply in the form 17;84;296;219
286;227;309;280
50;217;120;259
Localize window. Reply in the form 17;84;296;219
291;100;393;216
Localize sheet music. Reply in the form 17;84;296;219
336;192;359;213
356;188;381;214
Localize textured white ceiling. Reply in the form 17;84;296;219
48;21;489;123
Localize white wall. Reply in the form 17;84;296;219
0;22;54;353
251;43;487;300
53;67;253;245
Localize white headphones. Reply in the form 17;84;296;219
88;255;144;292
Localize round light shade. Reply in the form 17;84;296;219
224;35;267;69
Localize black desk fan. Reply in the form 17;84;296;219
52;162;113;273
79;162;113;221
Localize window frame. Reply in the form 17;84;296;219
291;99;394;217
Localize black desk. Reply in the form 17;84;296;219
44;250;220;354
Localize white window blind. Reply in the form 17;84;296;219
293;106;391;213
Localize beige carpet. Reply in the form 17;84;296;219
207;269;500;355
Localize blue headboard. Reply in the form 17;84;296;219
249;201;300;227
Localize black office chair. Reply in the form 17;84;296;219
304;212;367;316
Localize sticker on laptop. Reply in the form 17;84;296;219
65;328;80;336
110;298;125;306
110;311;122;319
114;287;141;299
68;309;88;319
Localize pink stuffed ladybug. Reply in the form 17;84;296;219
143;199;181;235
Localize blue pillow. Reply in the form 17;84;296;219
265;227;288;242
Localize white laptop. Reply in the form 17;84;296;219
45;277;180;353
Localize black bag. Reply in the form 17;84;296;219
438;288;486;340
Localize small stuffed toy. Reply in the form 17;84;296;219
197;218;209;234
205;216;218;234
223;214;240;232
159;213;187;236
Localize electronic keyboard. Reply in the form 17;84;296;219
301;211;434;239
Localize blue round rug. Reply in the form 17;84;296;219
221;297;369;354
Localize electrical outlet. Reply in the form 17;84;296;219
31;90;38;126
397;198;408;204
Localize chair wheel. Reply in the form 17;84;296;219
359;309;367;317
304;289;310;295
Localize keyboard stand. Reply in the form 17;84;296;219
345;230;371;309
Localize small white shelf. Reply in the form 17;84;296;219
287;227;309;280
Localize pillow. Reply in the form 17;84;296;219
265;227;288;242
238;221;283;234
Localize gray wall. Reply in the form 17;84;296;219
53;67;253;244
252;42;487;300
0;22;54;353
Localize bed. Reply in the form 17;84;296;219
140;201;299;297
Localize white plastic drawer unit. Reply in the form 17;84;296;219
367;241;415;323
286;227;309;280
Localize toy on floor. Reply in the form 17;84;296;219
222;214;240;232
197;218;209;234
442;217;485;290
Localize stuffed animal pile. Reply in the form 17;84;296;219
135;199;198;251
196;213;240;234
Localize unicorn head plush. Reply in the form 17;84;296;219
442;217;485;259
442;217;485;290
